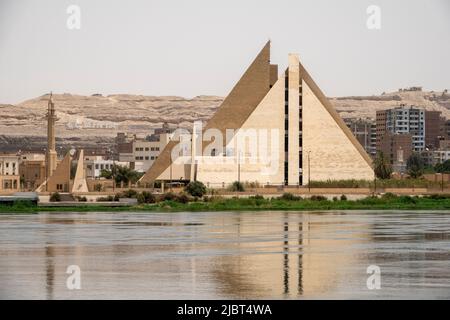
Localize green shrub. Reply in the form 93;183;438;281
176;193;190;204
97;195;114;202
122;189;138;198
141;191;156;204
229;181;245;192
77;196;87;202
340;194;347;201
244;181;260;188
310;195;327;201
398;195;417;204
203;196;224;203
93;184;103;192
136;193;146;204
309;179;371;188
185;181;207;197
425;194;450;200
279;193;301;201
114;193;120;201
332;196;338;202
381;192;397;200
49;192;61;202
161;192;177;202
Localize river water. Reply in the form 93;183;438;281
0;211;449;299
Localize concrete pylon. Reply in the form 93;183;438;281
72;149;88;194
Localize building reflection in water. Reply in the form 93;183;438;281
210;212;370;299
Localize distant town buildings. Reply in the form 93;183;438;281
375;104;449;172
117;122;176;172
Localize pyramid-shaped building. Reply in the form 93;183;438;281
140;42;374;187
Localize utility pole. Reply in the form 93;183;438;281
170;161;173;192
308;151;311;193
109;148;115;193
374;176;377;195
238;150;241;184
169;136;172;192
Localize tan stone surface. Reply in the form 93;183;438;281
140;41;273;184
37;153;72;192
197;73;285;185
72;150;88;193
302;80;374;182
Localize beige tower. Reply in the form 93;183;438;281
46;93;58;180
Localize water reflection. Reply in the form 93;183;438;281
0;211;450;299
45;244;54;300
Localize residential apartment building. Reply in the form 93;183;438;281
385;106;425;152
425;111;445;149
18;153;46;191
0;154;20;193
117;124;176;172
376;109;387;152
344;118;376;157
379;133;412;173
83;155;129;178
131;133;172;172
422;150;450;167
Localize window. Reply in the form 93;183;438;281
145;147;149;151
145;156;149;160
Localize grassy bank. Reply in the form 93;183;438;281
2;194;450;214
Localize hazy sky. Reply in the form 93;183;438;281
0;0;449;104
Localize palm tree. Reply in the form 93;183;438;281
407;153;425;179
373;151;392;179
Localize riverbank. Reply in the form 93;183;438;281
2;194;450;214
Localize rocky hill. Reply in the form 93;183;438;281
0;89;449;152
